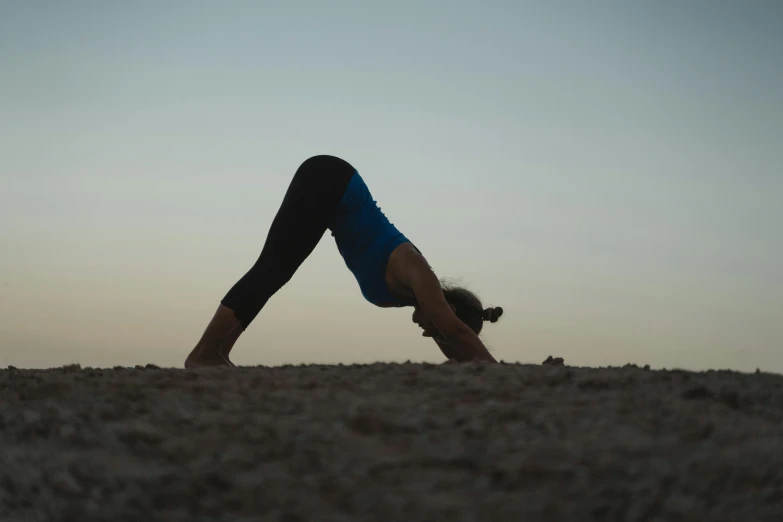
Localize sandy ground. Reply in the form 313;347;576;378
1;361;782;522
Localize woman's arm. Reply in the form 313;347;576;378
431;326;496;363
433;336;459;361
399;251;497;363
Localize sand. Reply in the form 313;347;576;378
1;361;782;521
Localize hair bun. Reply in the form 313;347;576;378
483;306;504;323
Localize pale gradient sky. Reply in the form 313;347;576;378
1;1;781;371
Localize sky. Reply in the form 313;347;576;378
1;1;781;372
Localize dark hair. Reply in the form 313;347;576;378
441;282;503;335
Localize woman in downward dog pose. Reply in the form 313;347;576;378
185;155;503;368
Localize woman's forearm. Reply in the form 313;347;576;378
437;327;497;363
434;338;459;360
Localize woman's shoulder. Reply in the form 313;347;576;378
386;242;429;286
388;241;424;267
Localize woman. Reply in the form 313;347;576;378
185;155;503;368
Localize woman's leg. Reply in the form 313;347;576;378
185;155;356;367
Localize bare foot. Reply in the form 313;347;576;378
184;352;236;368
185;304;243;369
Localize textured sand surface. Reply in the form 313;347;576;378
1;362;783;521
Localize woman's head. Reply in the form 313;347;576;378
411;281;503;337
441;284;503;335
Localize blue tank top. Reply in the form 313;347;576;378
329;171;411;307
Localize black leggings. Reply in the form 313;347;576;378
221;155;356;328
